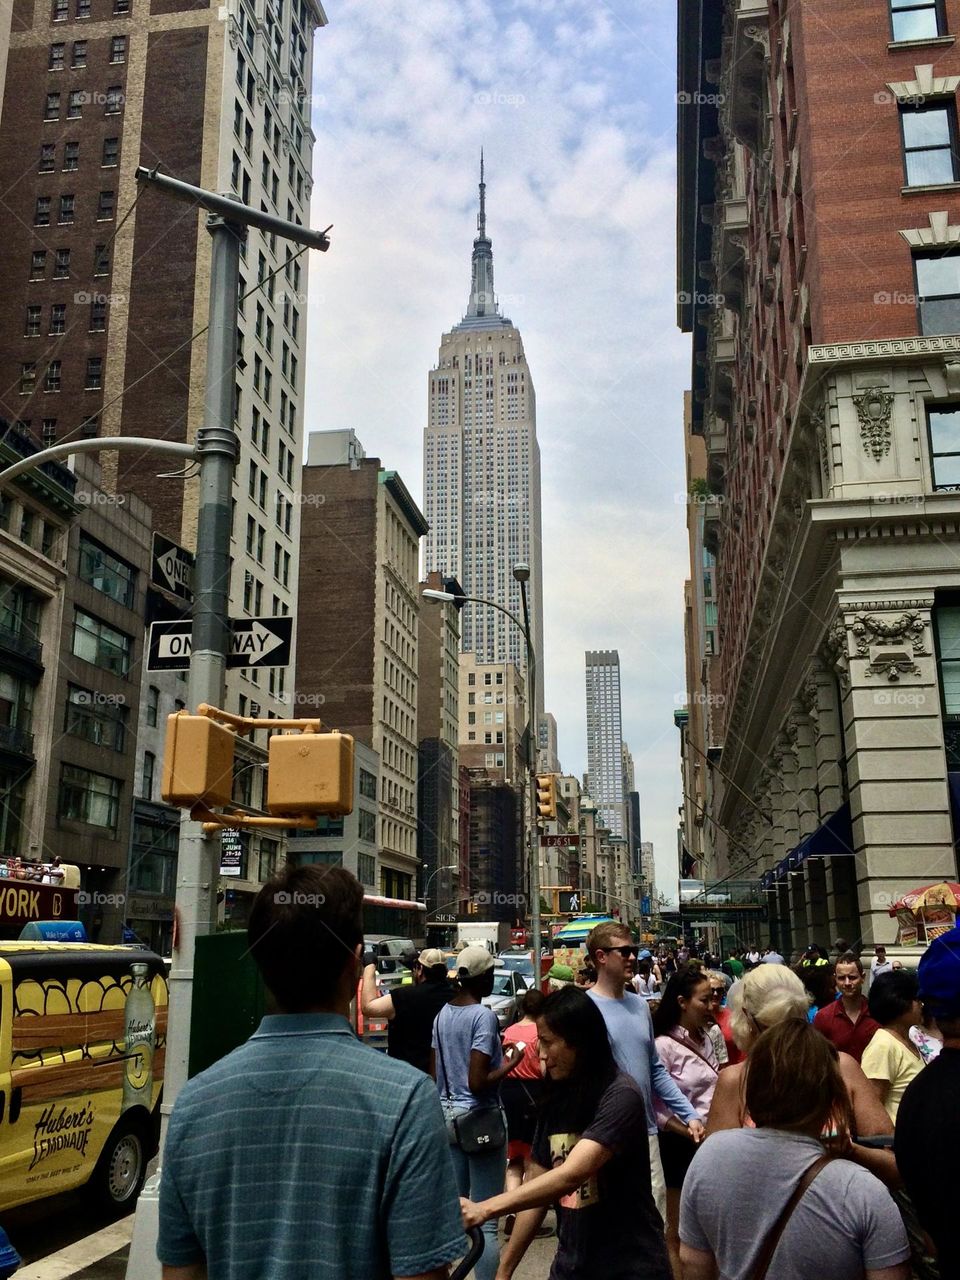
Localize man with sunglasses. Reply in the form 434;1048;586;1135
586;923;704;1225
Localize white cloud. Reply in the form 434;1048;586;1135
306;0;688;897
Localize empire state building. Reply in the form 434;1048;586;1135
423;160;544;716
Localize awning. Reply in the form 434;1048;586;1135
552;914;615;943
791;802;854;866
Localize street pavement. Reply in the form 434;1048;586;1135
9;1210;559;1278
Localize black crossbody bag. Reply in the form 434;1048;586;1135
435;1010;507;1156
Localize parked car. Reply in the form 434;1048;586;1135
483;968;530;1031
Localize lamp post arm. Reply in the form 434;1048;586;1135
0;437;197;488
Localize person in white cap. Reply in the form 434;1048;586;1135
431;945;524;1280
361;947;452;1075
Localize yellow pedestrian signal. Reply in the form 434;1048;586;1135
161;713;235;809
536;774;558;825
267;730;355;817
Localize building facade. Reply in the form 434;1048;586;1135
678;0;960;949
585;649;626;838
296;430;427;902
422;161;544;718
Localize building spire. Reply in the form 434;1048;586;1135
455;153;511;330
478;148;486;240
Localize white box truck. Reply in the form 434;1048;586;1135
456;921;512;955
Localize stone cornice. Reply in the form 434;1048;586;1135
807;335;960;367
899;209;960;248
886;63;960;100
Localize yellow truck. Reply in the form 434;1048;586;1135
0;942;167;1214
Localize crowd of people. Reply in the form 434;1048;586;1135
153;863;960;1280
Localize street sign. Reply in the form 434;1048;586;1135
540;835;580;848
147;616;293;671
152;532;195;601
220;828;243;877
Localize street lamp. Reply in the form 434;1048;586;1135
424;862;458;913
423;566;540;971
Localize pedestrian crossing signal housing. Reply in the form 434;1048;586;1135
267;730;355;817
536;774;558;825
161;713;235;809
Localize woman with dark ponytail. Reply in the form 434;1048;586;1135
652;969;719;1279
461;985;670;1279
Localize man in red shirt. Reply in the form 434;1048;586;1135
813;951;879;1062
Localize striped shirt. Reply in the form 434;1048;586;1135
158;1012;466;1278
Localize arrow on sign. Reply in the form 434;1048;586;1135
156;622;286;663
156;549;192;596
147;616;293;671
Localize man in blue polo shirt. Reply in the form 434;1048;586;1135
158;865;466;1280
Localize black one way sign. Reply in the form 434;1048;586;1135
152;533;194;601
147;617;293;671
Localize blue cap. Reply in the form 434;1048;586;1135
918;923;960;1019
638;949;652;960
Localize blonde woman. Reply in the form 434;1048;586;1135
706;963;899;1188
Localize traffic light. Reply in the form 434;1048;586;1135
266;730;355;817
161;713;235;808
536;773;558;825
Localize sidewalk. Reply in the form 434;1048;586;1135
19;1214;558;1279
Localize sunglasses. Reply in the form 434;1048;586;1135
601;945;639;959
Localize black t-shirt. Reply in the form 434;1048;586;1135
386;980;452;1074
531;1071;671;1280
895;1046;960;1274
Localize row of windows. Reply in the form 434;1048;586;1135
34;190;115;225
53;0;129;19
30;244;110;279
39;137;119;172
25;300;107;335
44;86;123;119
19;357;103;393
48;35;125;67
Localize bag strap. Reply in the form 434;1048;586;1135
750;1155;833;1280
670;1031;719;1074
435;1008;453;1102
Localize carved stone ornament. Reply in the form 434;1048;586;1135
865;653;922;682
228;18;240;47
822;617;850;686
851;611;927;657
852;387;895;461
798;676;819;716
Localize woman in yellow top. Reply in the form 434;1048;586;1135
860;968;924;1122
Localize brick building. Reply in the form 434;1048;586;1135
296;429;428;902
678;0;960;950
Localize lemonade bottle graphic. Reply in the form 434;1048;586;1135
122;963;156;1111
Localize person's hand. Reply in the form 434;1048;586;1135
461;1197;488;1229
503;1043;524;1072
823;1124;853;1158
687;1118;706;1144
362;962;378;979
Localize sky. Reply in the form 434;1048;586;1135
304;0;691;902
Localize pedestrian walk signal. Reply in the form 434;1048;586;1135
536;774;558;825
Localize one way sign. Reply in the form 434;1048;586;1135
147;617;293;671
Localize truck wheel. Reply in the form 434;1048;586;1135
90;1115;148;1214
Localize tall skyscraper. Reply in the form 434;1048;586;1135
423;158;544;716
585;650;625;838
0;0;325;730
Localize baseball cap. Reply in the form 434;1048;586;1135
638;949;652;960
547;963;575;982
456;945;496;979
918;924;960;1019
418;948;446;969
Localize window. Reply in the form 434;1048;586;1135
58;193;74;224
72;40;87;66
146;684;159;727
24;306;41;337
928;405;960;489
141;751;155;800
67;89;84;118
358;808;377;842
93;243;108;275
915;252;960;333
97;190;114;219
90;299;106;330
901;102;959;186
31;250;47;278
102;136;119;166
71;608;132;675
48;42;65;70
35;197;51;226
358;852;376;887
19;364;37;395
44;361;61;392
49;303;66;334
39;143;55;172
359;768;377;800
59;763;121;830
63;140;79;170
113;0;129;12
104;86;123;114
54;247;70;277
79;534;135;604
891;0;943;41
76;0;90;15
44;92;60;120
65;685;127;751
935;604;960;766
110;35;126;61
85;357;103;390
53;0;68;18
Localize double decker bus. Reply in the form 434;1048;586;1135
362;894;427;950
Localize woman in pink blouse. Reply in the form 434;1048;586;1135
652;970;718;1280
